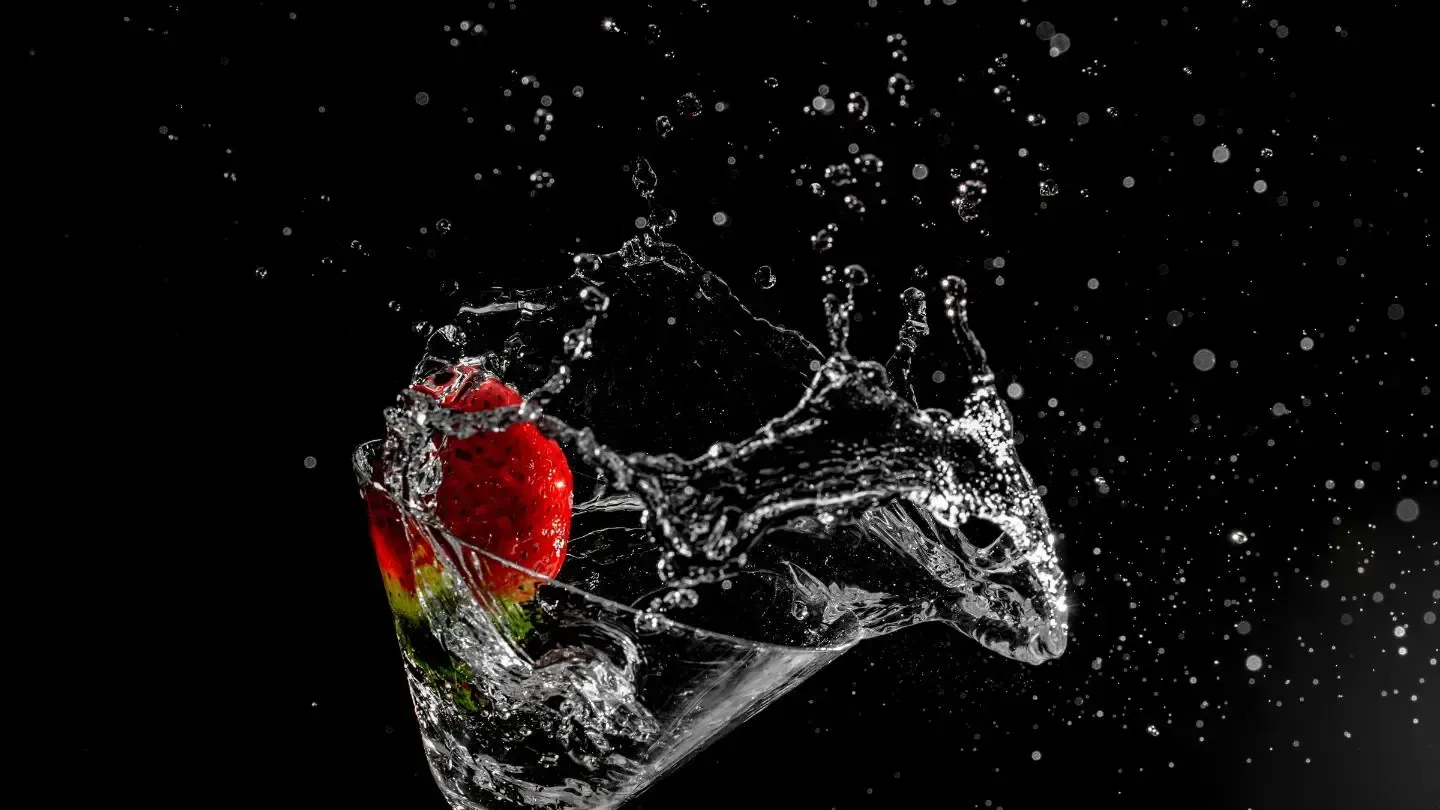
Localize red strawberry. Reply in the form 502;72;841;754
411;364;573;603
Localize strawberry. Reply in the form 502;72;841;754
411;364;573;603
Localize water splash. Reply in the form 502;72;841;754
379;227;1068;664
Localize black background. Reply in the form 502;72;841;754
21;1;1437;807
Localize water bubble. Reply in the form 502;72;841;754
1213;145;1232;163
1193;349;1217;371
579;286;610;312
1039;179;1060;197
1396;499;1420;522
1245;655;1263;672
1074;350;1094;369
843;264;869;287
1229;530;1249;546
755;266;776;289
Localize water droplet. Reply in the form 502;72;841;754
676;92;703;117
632;158;658;196
839;92;870;123
825;162;854;186
573;253;602;273
855;153;884;174
579;286;610;312
811;224;838;252
664;588;700;609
